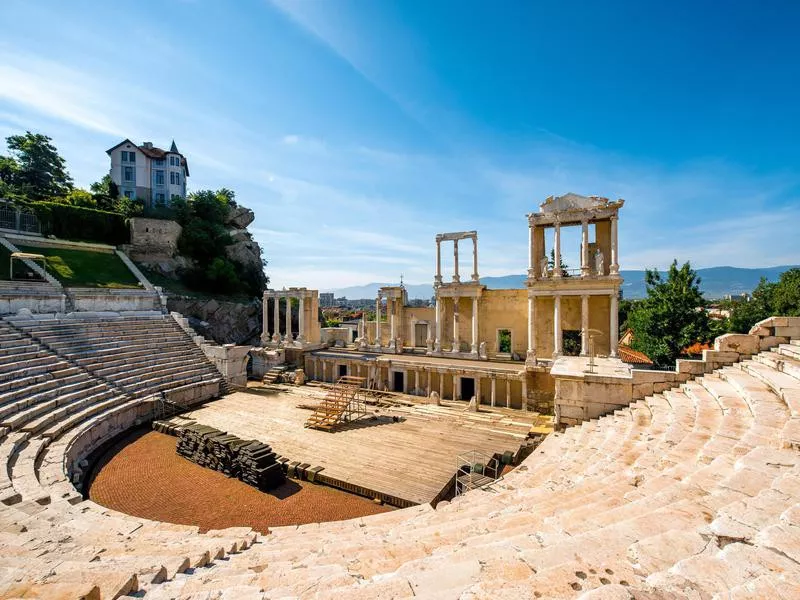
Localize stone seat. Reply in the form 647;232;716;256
19;386;119;435
0;352;61;375
94;354;211;382
85;346;202;374
0;369;84;407
0;378;104;429
43;333;190;355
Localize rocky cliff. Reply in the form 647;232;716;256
167;296;262;346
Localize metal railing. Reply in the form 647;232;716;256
0;202;41;234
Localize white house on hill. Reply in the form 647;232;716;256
106;139;189;208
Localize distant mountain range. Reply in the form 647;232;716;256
325;265;798;300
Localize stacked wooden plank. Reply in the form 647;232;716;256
175;423;285;491
237;441;284;490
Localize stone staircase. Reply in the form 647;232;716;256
140;334;800;599
262;364;287;385
0;318;796;598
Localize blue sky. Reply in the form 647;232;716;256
1;0;798;290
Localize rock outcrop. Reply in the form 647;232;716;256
167;296;262;346
224;204;266;289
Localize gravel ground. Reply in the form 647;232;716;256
87;429;393;534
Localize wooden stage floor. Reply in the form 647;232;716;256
168;386;536;506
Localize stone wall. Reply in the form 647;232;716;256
125;218;182;261
167;296;262;346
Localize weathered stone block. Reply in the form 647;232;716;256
714;333;759;355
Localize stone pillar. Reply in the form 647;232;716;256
471;296;479;354
527;294;536;363
553;295;562;357
453;373;459;400
434;295;442;352
553;221;562;278
453;239;460;283
505;378;511;409
439;372;444;399
452;296;460;353
390;299;397;341
528;223;536;279
435;239;442;284
471;235;479;282
414;370;419;395
272;294;280;343
521;377;528;412
475;375;481;404
490;376;496;407
426;370;431;396
610;292;619;357
581;219;590;277
403;371;409;394
284;296;293;342
297;294;306;342
581;294;589;356
375;296;382;346
610;215;619;275
268;292;272;344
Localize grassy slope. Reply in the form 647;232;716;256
15;244;141;288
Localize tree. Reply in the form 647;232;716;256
548;248;570;277
1;132;72;200
89;174;120;211
728;268;800;333
628;260;711;367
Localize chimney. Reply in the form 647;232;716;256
143;142;153;149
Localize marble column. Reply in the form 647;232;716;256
470;296;479;354
439;372;444;399
434;295;442;351
414;370;419;395
389;299;396;341
453;239;460;283
505;378;511;409
284;296;293;342
610;216;619;275
452;296;460;352
610;292;619;357
553;221;562;277
581;294;589;356
471;236;479;282
426;370;431;396
553;295;562;357
297;294;306;342
375;296;382;346
528;223;536;279
453;373;459;400
262;293;269;342
475;375;481;403
527;294;536;362
490;376;496;407
521;377;528;412
272;295;280;343
435;239;442;284
581;220;590;277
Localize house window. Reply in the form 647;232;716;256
124;190;133;199
154;158;165;166
121;151;136;163
123;166;134;182
170;156;179;166
155;192;166;206
174;172;180;185
155;170;164;185
170;171;176;185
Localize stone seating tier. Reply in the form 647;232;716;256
0;316;797;598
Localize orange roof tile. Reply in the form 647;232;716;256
618;345;654;365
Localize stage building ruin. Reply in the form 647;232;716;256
262;193;632;423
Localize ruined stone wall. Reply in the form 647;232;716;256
167;296;262;346
125;218;182;261
478;289;527;357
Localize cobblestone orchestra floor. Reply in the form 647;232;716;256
87;429;393;534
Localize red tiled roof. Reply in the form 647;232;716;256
618;345;654;365
681;341;712;356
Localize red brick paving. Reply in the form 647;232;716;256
88;429;393;534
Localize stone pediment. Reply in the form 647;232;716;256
540;193;612;213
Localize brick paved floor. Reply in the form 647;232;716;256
87;429;393;534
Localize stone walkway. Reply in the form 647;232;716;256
88;429;392;534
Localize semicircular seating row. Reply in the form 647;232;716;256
0;314;799;599
0;314;255;600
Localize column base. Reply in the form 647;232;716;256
271;333;281;343
260;333;271;345
525;350;537;366
471;275;480;282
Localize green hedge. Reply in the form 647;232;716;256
31;202;129;245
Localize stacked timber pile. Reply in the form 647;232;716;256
175;424;285;491
238;441;284;490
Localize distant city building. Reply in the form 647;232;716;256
106;139;189;208
319;292;335;307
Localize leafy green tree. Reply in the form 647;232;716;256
62;188;96;208
89;174;120;211
629;260;711;367
548;248;570;277
1;132;72;200
728;268;800;332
